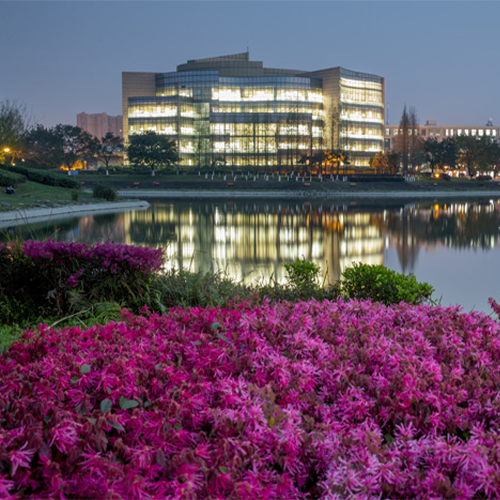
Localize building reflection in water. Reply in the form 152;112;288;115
3;198;499;291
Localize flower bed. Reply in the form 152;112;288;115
1;299;500;498
0;240;164;319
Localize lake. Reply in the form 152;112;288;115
2;195;499;314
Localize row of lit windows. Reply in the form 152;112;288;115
212;106;322;118
211;123;322;136
211;88;323;103
340;129;384;141
387;127;499;137
341;110;384;124
129;123;322;138
211;141;312;153
340;78;383;91
341;90;383;105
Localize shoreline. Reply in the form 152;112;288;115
0;200;150;228
118;189;500;199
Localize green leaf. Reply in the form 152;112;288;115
144;401;151;408
219;466;230;474
384;433;394;444
107;420;125;432
193;341;202;345
211;321;220;331
217;333;231;343
119;396;139;410
80;364;91;374
101;399;112;414
70;376;80;384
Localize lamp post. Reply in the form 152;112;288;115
2;147;16;165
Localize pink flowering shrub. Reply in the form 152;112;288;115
0;240;164;318
1;299;500;498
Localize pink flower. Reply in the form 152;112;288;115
9;442;35;476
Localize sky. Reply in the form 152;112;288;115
1;1;499;128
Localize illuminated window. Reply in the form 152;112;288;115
307;92;323;103
217;88;241;101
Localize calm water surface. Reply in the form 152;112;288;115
3;196;500;314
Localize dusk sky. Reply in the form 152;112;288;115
2;1;499;128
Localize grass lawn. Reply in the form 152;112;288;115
0;180;96;212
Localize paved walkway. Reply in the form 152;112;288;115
0;200;149;228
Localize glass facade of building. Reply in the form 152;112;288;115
124;54;384;168
338;69;385;166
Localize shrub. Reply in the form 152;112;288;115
0;171;25;188
1;300;500;498
93;183;117;201
476;174;492;181
0;164;79;189
0;240;165;321
341;262;434;305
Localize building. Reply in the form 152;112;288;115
77;112;123;140
385;119;500;150
122;52;384;168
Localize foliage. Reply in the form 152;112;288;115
423;137;458;173
53;124;100;171
126;131;180;176
97;132;123;172
369;151;389;173
0;240;164;322
24;124;99;170
145;269;251;311
284;257;321;293
0;164;79;189
394;104;424;174
0;100;31;165
455;135;500;178
0;169;25;188
23;124;64;169
92;183;116;201
341;262;434;305
1;300;500;497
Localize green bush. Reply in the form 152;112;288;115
93;183;117;201
0;170;25;188
0;164;79;189
284;258;320;293
341;262;434;306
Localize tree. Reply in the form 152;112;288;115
126;131;179;176
455;135;493;178
24;124;99;170
97;132;123;175
0;100;32;164
370;151;389;174
394;105;423;174
54;124;99;171
24;124;64;168
424;138;458;175
424;138;443;175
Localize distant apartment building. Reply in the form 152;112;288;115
385;119;500;150
123;52;385;168
77;112;123;139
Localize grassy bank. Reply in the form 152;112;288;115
77;171;500;193
0;180;97;212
